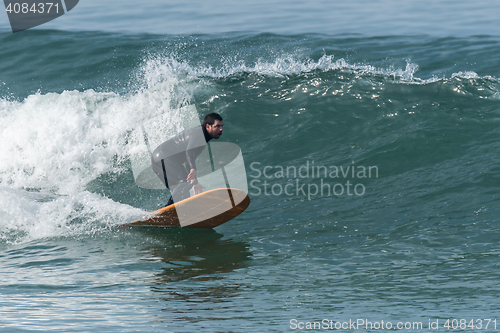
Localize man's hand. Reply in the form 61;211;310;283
186;169;197;183
187;169;204;194
193;183;205;195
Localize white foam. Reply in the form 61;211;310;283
140;53;500;88
137;53;426;85
0;62;197;242
0;84;196;194
1;52;498;242
0;187;145;244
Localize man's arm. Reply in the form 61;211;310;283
186;168;197;183
187;169;205;194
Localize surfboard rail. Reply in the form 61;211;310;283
126;188;250;228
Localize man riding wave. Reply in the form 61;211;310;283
150;113;224;207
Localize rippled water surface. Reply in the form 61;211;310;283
1;1;500;332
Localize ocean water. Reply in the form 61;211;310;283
1;1;500;332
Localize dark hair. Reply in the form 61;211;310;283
203;113;223;127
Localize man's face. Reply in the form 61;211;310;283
206;120;223;139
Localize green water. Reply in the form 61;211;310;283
1;30;500;332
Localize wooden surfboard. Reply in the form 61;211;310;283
126;188;250;229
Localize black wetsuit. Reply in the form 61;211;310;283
151;125;212;206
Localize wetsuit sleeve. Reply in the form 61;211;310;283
185;147;205;185
184;126;207;171
185;148;198;171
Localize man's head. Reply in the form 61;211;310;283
203;113;223;139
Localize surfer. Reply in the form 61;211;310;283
151;113;224;207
